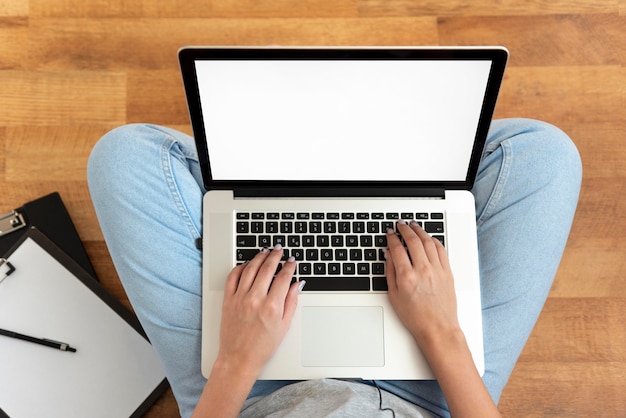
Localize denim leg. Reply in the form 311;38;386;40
376;118;582;417
88;119;582;417
88;124;207;418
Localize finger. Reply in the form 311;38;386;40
282;279;303;324
224;263;247;296
249;245;284;295
434;237;452;272
384;248;398;292
397;221;428;266
267;255;297;301
408;221;440;265
237;247;271;292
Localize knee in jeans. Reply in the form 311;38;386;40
87;124;160;184
515;119;583;190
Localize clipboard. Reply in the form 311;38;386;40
0;229;168;417
0;192;98;280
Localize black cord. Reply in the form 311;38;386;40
372;380;396;417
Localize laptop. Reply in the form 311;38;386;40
178;46;508;380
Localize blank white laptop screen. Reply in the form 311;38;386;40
194;59;492;182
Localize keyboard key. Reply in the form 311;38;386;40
236;213;250;219
259;236;271;247
357;263;370;274
349;249;363;261
343;263;356;275
267;213;280;219
386;213;399;219
313;263;326;275
299;263;311;275
372;263;385;275
288;235;301;247
280;222;293;233
331;235;344;247
416;213;429;219
338;222;351;233
372;277;388;291
364;249;378;260
306;249;319;261
266;222;279;233
328;263;341;274
282;213;295;219
236;249;258;262
297;213;310;219
236;222;249;233
291;248;304;260
341;213;355;219
251;222;264;233
321;249;333;260
327;213;340;219
299;277;370;291
252;213;265;219
317;235;330;247
346;235;359;247
235;235;256;247
367;222;380;233
273;236;286;246
431;213;444;219
425;222;444;233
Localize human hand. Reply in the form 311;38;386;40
216;245;302;378
385;221;461;347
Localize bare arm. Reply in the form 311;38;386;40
385;221;501;418
192;246;301;418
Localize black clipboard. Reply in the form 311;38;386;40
0;229;169;417
0;192;97;280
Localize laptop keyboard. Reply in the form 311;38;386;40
235;212;445;291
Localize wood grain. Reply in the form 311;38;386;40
1;1;624;416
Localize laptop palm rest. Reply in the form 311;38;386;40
301;306;385;367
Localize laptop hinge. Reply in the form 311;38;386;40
233;187;445;199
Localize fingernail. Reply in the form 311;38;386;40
274;244;283;251
287;256;295;263
260;247;269;253
386;228;394;234
383;248;389;259
410;220;419;226
297;280;306;293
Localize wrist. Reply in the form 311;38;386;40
415;325;468;362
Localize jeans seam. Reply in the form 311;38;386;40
476;139;512;228
160;136;202;241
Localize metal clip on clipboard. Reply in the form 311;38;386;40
0;258;15;284
0;210;26;238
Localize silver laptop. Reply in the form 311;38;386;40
178;46;508;380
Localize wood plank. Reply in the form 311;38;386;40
25;17;438;71
0;71;126;126
29;0;359;18
358;0;618;17
0;17;29;69
521;298;626;362
4;125;109;182
0;0;28;16
438;14;625;66
494;66;624;125
126;70;189;125
499;361;626;417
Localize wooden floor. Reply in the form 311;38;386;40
1;1;624;416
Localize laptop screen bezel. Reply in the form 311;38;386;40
179;47;508;195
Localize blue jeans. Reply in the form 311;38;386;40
87;119;581;418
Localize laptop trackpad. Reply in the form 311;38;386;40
302;306;384;367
